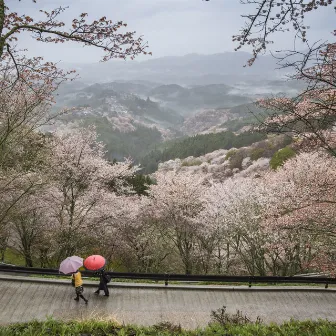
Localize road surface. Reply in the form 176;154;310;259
0;275;335;328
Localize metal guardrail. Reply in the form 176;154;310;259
294;272;329;278
0;264;335;288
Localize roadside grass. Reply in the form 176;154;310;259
2;248;25;266
0;318;335;336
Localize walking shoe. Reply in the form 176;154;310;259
94;291;99;295
74;297;79;301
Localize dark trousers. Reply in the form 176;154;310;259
97;281;109;295
75;286;87;301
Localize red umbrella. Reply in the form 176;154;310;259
84;255;106;271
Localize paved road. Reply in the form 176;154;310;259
0;275;336;329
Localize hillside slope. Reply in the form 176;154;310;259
148;84;251;115
156;135;292;181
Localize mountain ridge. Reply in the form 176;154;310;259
60;51;290;85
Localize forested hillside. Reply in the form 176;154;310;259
139;131;266;173
81;116;164;161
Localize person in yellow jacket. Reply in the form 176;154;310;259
72;270;88;304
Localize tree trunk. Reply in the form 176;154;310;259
0;247;5;262
0;0;5;58
24;253;33;267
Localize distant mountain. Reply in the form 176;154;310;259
51;57;304;162
148;83;251;115
60;52;290;86
55;82;183;130
94;80;160;97
149;84;188;98
51;81;186;161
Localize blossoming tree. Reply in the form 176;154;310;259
149;171;207;274
0;0;149;76
43;127;138;262
265;151;336;273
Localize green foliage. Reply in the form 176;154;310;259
218;135;294;172
127;174;154;196
270;147;296;170
1;318;336;336
250;147;266;161
80;116;163;161
0;130;50;172
211;306;262;326
106;172;154;196
181;159;203;167
140;131;266;174
221;116;258;132
2;248;25;266
225;149;237;160
229;150;245;170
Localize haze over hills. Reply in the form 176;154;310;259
148;83;252;115
61;51;299;86
52;51;306;164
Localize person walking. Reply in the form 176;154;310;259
94;269;110;296
72;270;88;304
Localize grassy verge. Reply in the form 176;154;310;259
2;249;25;266
0;319;335;336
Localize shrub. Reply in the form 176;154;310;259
225;149;237;161
250;148;266;161
228;149;247;170
270;146;296;170
211;306;262;326
181;159;203;167
153;321;182;333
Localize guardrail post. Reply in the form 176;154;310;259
165;273;168;286
248;278;252;288
325;283;329;289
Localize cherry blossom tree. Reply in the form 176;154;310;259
229;1;336;272
256;36;336;155
265;151;336;273
199;178;272;275
0;0;149;80
0;1;152;266
0;169;46;264
149;171;207;274
0;60;66;263
231;0;335;65
228;0;336;153
106;195;172;273
0;0;149;150
197;175;315;276
43;127;138;262
8;190;52;266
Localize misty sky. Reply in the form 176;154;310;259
10;0;335;64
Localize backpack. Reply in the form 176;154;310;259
105;274;111;283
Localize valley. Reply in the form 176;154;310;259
50;52;304;170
